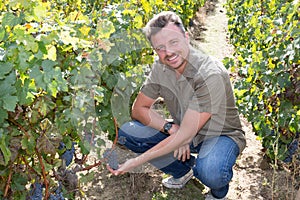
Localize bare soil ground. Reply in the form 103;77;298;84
77;0;299;199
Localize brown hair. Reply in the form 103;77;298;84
143;11;186;42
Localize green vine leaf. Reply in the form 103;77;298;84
0;62;13;79
96;19;116;39
0;133;11;166
2;95;18;112
2;12;21;27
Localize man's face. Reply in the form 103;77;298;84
150;23;189;73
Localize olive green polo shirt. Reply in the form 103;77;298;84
141;46;246;153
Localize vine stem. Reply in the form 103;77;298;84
8;118;29;138
3;165;13;198
79;160;102;171
36;147;49;200
112;117;119;149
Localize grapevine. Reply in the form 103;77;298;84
0;0;203;199
226;0;299;162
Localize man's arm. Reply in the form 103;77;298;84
140;109;211;161
131;92;167;132
109;108;211;175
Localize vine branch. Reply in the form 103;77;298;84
35;147;49;200
3;165;13;198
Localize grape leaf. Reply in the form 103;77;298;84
96;19;115;39
36;134;56;156
0;72;16;97
15;79;35;105
0;28;5;43
0;108;8;124
0;62;13;79
34;4;47;22
79;140;90;155
30;65;46;90
2;12;22;27
0;134;11;166
21;135;35;154
2;95;18;112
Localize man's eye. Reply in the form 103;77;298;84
170;40;178;45
156;46;165;51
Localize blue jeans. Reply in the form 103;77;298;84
118;121;240;199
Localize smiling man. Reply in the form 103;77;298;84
107;11;246;200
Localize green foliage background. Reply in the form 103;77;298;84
0;0;203;199
226;0;299;161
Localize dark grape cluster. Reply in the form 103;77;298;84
59;142;75;166
283;139;299;163
103;148;119;170
49;182;64;200
28;182;43;200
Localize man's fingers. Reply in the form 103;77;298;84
186;146;190;160
174;145;191;161
107;164;123;175
174;149;178;158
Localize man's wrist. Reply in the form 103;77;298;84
163;121;174;134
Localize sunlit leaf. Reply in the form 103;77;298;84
133;15;143;28
79;25;91;36
44;45;57;61
34;4;47;22
141;0;151;14
96;19;115;39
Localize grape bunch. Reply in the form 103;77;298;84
283;139;299;163
59;142;76;166
28;182;43;200
49;193;64;200
103;148;119;170
49;182;64;200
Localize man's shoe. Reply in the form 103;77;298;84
162;169;193;189
205;191;226;200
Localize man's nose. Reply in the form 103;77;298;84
165;46;174;55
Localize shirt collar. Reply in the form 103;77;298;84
181;46;199;78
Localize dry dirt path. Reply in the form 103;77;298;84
196;1;299;200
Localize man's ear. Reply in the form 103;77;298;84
184;31;189;41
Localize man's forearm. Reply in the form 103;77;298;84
133;109;211;165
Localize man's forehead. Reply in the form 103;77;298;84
151;26;184;41
155;23;182;33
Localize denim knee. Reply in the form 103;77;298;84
194;160;233;189
192;136;239;189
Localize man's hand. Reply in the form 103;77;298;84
174;144;190;161
107;157;139;176
170;124;190;161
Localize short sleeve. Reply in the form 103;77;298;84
140;65;161;100
140;82;160;99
